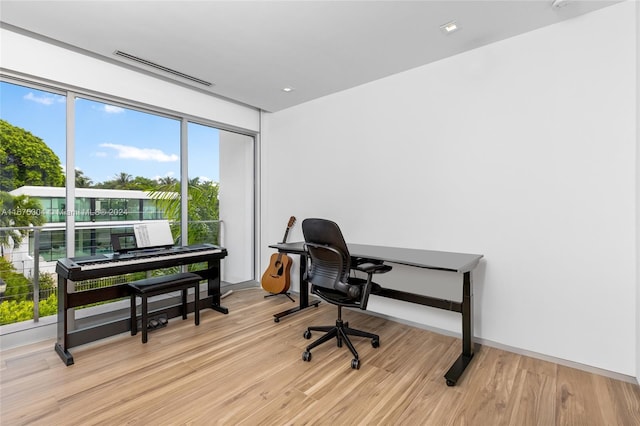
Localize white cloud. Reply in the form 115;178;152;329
24;92;64;106
100;143;178;162
94;152;108;158
102;105;124;114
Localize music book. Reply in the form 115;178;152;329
133;220;174;249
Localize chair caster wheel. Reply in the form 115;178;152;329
351;358;360;369
371;338;380;348
446;379;455;387
303;330;312;339
274;317;280;323
302;351;312;362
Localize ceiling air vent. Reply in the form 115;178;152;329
114;50;213;87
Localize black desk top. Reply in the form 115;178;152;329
270;242;483;273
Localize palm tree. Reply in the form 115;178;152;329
75;169;94;188
114;172;133;189
148;179;219;246
157;176;177;186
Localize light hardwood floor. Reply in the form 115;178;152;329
1;287;639;425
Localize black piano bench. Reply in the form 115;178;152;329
128;272;203;343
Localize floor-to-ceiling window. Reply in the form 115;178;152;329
0;81;66;321
0;79;255;326
73;97;181;257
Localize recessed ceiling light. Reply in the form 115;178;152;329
440;21;459;35
282;87;295;93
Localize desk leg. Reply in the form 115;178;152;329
273;253;320;322
444;271;475;386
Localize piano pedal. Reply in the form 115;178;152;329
137;314;168;332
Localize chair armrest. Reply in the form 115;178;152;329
351;260;390;310
353;262;392;274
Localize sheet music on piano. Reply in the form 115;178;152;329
133;220;174;249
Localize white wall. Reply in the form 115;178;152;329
0;27;259;133
262;1;637;377
635;0;640;386
219;131;255;284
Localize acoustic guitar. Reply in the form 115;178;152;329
261;216;296;295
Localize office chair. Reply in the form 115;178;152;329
301;218;391;369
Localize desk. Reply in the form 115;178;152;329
269;241;483;386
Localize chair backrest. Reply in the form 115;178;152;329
302;218;352;292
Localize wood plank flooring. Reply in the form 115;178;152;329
1;287;639;425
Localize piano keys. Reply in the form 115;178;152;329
56;243;226;280
55;243;228;365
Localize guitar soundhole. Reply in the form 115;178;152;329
271;262;284;278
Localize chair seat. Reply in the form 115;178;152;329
312;278;381;306
128;272;202;294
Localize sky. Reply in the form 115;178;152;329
0;81;220;185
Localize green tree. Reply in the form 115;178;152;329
94;172;131;189
128;176;158;191
0;192;46;256
157;176;178;186
114;172;133;188
94;173;158;190
75;169;93;188
0;257;31;302
0;295;58;325
149;178;219;245
38;272;56;299
0;119;65;191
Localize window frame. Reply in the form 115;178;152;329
0;75;258;327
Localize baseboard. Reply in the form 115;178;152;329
475;336;638;385
363;309;638;385
3;283;637;386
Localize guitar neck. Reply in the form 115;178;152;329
280;227;291;244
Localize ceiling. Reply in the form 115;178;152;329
0;0;622;112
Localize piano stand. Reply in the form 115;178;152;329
194;268;229;315
129;272;203;344
55;343;74;366
212;305;229;314
55;243;228;365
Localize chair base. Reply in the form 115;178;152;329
302;317;379;369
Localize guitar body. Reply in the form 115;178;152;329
262;216;296;295
261;253;293;294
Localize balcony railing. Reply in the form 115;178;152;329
0;221;222;326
